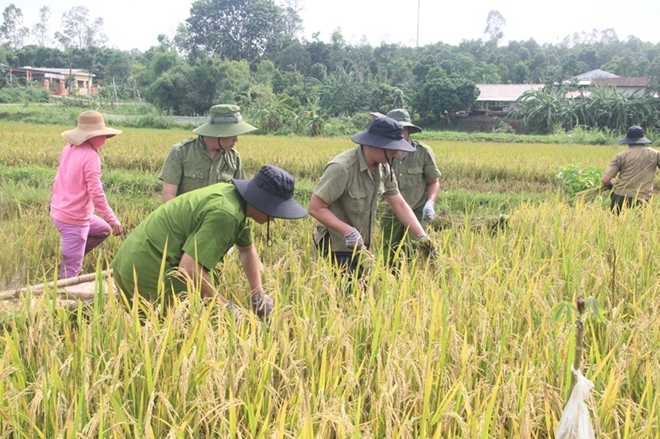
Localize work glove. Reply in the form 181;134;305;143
415;234;438;258
226;301;243;322
251;292;274;318
344;227;364;250
422;200;436;222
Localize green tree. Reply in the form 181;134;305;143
645;57;660;95
512;61;530;83
105;51;133;81
415;74;479;124
577;46;599;70
146;64;192;114
215;59;251;103
484;10;506;43
472;62;501;83
279;0;303;40
452;53;475;77
54;6;107;50
186;0;286;62
273;39;310;73
0;4;29;50
317;67;370;116
31;6;50;47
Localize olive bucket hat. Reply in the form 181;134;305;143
386;108;423;134
232;165;307;219
351;117;415;152
61;110;122;145
192;104;257;138
619;125;651;145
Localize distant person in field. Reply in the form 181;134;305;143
377;109;441;266
111;165;307;318
308;116;436;275
158;104;257;203
602;125;659;214
50;110;123;279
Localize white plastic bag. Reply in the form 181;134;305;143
555;366;595;439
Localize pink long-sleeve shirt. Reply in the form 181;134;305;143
50;142;120;227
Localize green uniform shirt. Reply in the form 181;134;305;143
383;138;441;218
110;183;252;294
604;146;660;200
158;136;245;196
312;146;399;251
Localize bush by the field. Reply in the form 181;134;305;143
0;86;51;104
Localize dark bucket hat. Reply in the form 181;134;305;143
232;165;307;219
193;104;257;138
386;108;423;134
351;117;415;152
619;125;651;145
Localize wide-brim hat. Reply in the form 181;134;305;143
193;104;257;138
386;108;423;134
619;125;651;144
61;110;122;145
351;117;415;152
232;165;307;219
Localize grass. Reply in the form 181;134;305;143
1;121;659;437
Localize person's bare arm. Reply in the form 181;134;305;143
162;182;178;203
236;244;263;296
178;252;227;301
307;194;353;236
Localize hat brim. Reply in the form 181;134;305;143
619;136;651;145
351;131;415;152
232;179;307;219
193;120;257;137
61;127;122;146
368;112;386;120
399;121;423;134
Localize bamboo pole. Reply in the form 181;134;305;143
0;270;113;301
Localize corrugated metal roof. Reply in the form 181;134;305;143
591;77;648;87
576;69;619;80
475;84;545;102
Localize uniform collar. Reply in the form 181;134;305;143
356;145;369;173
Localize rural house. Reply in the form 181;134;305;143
475;84;545;113
1;65;95;97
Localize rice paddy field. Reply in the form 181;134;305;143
0;121;659;438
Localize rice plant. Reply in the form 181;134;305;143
1;122;659;437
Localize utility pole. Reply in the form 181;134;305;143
416;0;421;47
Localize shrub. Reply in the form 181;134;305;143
0;86;51;104
555;163;603;195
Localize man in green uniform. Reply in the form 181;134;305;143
380;109;441;265
159;104;257;203
111;165;307;317
308;116;435;274
602;125;660;214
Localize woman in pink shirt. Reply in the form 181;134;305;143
51;110;123;279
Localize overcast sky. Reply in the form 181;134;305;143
11;0;660;52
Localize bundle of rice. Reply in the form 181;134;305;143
573;186;612;204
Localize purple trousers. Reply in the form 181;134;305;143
51;215;111;279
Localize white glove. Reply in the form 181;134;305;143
344;227;364;250
422;200;436;222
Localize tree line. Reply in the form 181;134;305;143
1;0;659;135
